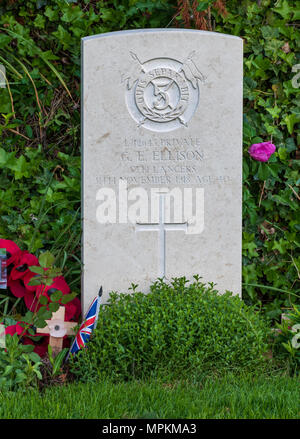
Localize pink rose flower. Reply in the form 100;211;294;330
248;141;276;162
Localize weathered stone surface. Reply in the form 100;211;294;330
82;29;243;312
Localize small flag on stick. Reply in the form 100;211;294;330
66;286;102;361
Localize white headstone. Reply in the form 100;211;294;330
82;29;243;312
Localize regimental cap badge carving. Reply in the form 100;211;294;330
123;51;205;132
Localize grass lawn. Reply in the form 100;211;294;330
0;373;299;419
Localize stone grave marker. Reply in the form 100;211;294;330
82;29;243;312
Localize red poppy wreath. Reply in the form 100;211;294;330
0;239;81;356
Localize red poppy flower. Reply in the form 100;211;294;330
5;323;47;357
23;269;43;292
23;335;49;357
2;239;77;357
7;277;28;298
5;318;74;357
7;271;40;304
36;276;70;300
35;276;81;320
23;277;81;321
5;322;24;336
24;291;40;312
10;251;39;281
0;239;21;266
9;274;41;311
64;296;81;321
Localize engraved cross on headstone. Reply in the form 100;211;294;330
136;194;187;278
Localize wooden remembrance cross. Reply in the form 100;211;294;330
37;307;77;356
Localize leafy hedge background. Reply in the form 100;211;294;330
0;0;299;319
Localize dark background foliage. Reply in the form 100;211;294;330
0;0;299;318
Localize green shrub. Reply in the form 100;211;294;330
272;305;300;373
70;277;271;381
0;334;42;391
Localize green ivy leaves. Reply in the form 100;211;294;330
0;0;298;321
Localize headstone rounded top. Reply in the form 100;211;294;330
82;28;243;42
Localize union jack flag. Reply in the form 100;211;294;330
66;287;102;360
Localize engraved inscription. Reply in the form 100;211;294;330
94;135;233;186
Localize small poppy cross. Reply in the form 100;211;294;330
37;306;77;357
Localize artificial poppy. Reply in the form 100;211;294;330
7;277;28;298
0;239;22;267
4;322;23;336
64;296;81;321
36;276;70;300
24;291;41;313
10;251;39;281
23;269;43;292
5;323;48;357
